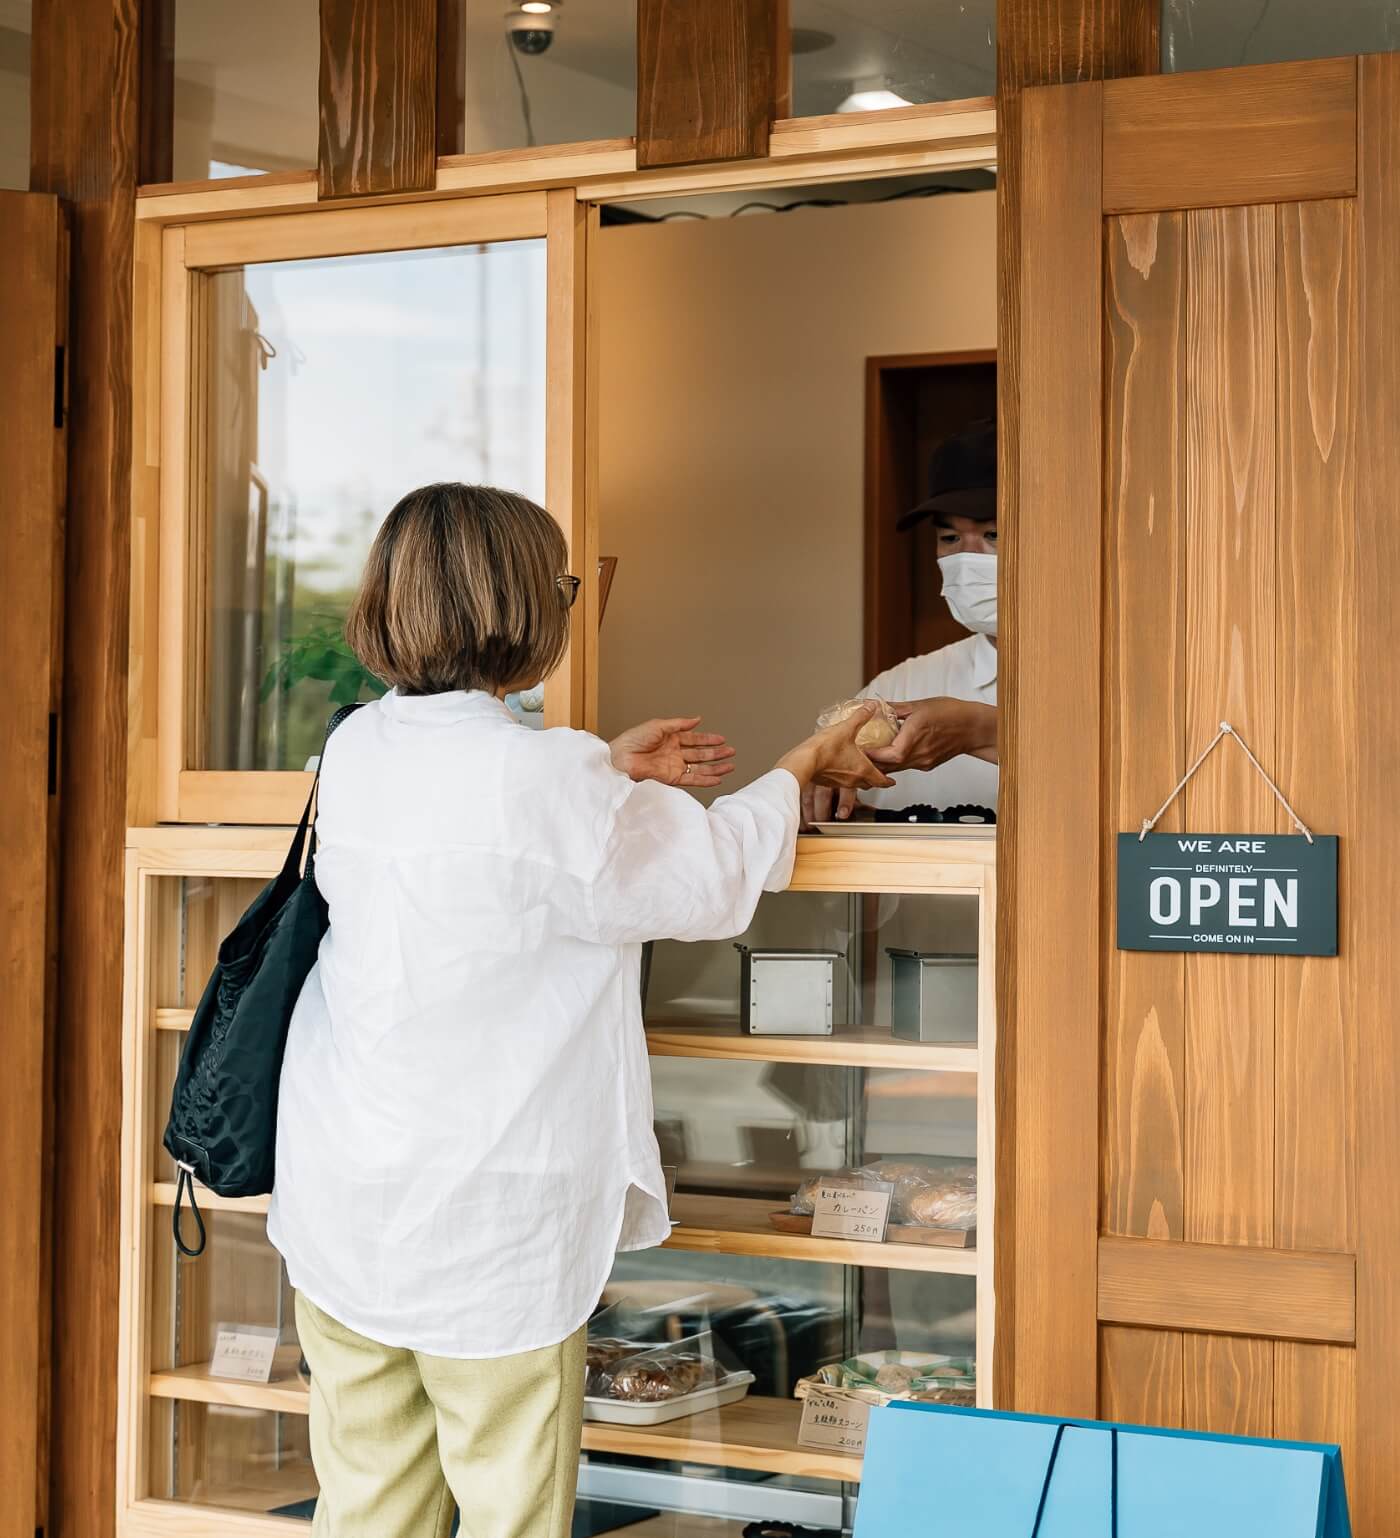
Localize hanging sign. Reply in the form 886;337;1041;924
1117;833;1338;955
1118;721;1338;958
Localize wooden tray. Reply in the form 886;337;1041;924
770;1211;976;1249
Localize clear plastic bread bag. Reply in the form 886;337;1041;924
816;695;900;751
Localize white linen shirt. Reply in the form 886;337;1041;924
267;689;800;1359
858;633;1000;812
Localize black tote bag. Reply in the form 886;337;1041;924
163;704;362;1257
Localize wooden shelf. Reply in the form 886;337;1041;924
147;1365;858;1482
149;1185;978;1274
666;1194;978;1275
647;1019;977;1072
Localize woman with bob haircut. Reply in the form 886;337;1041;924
268;482;891;1538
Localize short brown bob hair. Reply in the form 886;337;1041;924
345;482;570;696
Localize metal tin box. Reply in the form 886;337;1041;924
734;944;839;1035
886;950;978;1043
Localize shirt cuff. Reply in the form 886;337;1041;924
748;767;802;891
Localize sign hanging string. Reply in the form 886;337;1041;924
1138;721;1315;844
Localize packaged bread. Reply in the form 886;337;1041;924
606;1346;716;1403
790;1159;977;1231
816;695;899;750
584;1336;641;1396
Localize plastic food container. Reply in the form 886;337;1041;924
735;944;839;1036
583;1370;756;1425
886;949;978;1043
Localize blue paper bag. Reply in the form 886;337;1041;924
853;1402;1351;1538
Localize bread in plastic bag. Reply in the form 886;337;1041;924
816;695;899;750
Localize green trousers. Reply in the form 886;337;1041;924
295;1292;586;1538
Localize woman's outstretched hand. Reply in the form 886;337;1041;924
778;702;897;796
610;717;737;789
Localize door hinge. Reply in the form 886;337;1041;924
53;343;65;428
48;712;58;796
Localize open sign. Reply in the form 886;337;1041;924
1117;833;1338;956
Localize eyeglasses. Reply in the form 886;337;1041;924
556;574;581;609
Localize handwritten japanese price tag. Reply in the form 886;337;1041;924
798;1388;872;1453
810;1178;894;1242
209;1322;280;1384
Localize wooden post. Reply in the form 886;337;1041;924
29;1;141;1535
994;0;1160;1414
318;0;437;198
636;0;782;167
0;189;68;1538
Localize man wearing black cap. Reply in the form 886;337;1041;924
805;417;999;823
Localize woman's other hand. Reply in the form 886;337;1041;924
610;717;737;788
780;703;896;797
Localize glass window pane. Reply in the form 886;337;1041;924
0;0;29;191
454;0;637;154
173;0;319;180
790;1;995;117
199;240;546;772
1163;0;1400;72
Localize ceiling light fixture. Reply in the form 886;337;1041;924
520;1;554;11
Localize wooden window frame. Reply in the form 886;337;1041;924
142;190;593;826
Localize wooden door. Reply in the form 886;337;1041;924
0;191;68;1538
1005;54;1400;1535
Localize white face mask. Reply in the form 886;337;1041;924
939;551;998;636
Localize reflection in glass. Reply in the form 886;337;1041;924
449;0;637;155
202;241;546;772
172;0;319;179
1162;0;1400;73
0;0;29;191
790;1;996;117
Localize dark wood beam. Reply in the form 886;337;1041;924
994;0;1160;1414
436;0;465;157
137;0;173;184
636;0;781;167
319;0;437;198
29;1;141;1534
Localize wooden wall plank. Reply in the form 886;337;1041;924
1180;201;1278;1441
1009;79;1104;1418
995;0;1158;1411
1103;58;1357;214
1182;203;1277;1250
1183;1332;1274;1437
318;0;436;199
1354;49;1400;1538
1102;211;1187;1251
0;190;68;1538
30;0;141;1533
1098;1235;1355;1343
1100;1325;1183;1428
1275;1343;1356;1452
636;0;777;168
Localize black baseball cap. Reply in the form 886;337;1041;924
898;417;996;531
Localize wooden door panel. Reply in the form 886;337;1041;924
1274;197;1358;1258
1181;203;1278;1252
1102;210;1187;1247
1099;1325;1184;1427
1274;1341;1356;1451
1182;1332;1273;1438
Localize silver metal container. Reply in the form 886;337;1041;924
886;950;978;1043
734;944;838;1035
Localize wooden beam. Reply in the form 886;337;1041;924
1098;1237;1356;1345
318;0;436;199
0;189;68;1538
29;1;141;1534
435;0;465;157
636;0;779;167
136;0;173;185
1103;57;1356;213
994;0;1160;1416
1354;47;1400;1538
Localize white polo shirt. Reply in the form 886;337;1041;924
858;633;1000;813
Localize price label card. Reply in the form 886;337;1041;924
209;1322;280;1384
810;1178;894;1243
798;1389;871;1454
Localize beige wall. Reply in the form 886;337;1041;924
596;189;997;784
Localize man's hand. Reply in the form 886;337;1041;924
610;717;736;788
866;698;998;774
800;783;862;826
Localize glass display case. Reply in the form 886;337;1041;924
118;828;995;1535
